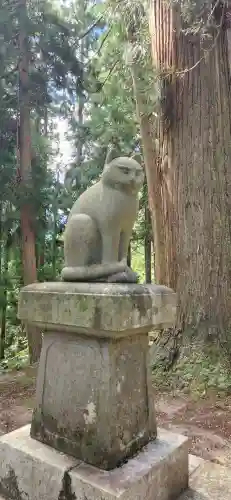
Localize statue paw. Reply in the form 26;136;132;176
106;267;139;284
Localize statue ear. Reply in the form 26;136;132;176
131;153;142;165
105;147;118;164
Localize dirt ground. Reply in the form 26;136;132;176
1;367;231;466
156;393;231;465
0;366;36;435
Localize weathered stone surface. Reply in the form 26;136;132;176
179;491;209;499
180;458;231;499
18;282;176;336
70;427;188;500
188;455;204;476
0;425;79;500
61;154;144;283
30;330;156;469
18;282;176;469
0;426;188;500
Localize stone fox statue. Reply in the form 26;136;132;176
61;155;144;282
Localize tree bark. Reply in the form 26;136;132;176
130;57;170;285
0;237;10;361
127;17;174;286
127;242;132;268
76;0;86;168
0;204;3;360
52;168;59;280
145;205;152;283
19;0;42;363
149;0;231;347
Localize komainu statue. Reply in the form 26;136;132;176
61;153;144;283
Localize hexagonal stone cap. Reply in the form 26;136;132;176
18;282;176;338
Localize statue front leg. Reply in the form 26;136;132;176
119;231;132;262
101;230;120;264
99;229;138;283
115;231;139;284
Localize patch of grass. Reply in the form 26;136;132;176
131;243;155;283
20;396;35;409
0;348;30;374
132;244;145;282
152;345;231;398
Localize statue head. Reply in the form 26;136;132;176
102;156;144;194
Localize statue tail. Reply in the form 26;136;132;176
61;261;127;282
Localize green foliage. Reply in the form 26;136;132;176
131;244;145;283
0;348;29;373
85;18;139;155
152;344;231;397
0;0;153;368
0;0;227;396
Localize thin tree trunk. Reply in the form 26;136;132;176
38;51;48;273
76;2;85;167
76;87;84;167
126;27;168;286
127;242;131;267
0;237;10;360
132;75;169;286
19;0;42;363
0;204;3;360
149;0;231;347
44;105;48;136
52;215;57;280
39;98;49;271
52;169;59;280
145;205;152;283
0;303;6;360
39;247;45;268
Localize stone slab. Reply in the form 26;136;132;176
188;455;205;476
180;458;231;500
18;282;176;337
31;330;157;469
0;425;79;500
18;282;176;469
0;425;188;500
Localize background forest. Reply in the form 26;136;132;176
1;0;231;395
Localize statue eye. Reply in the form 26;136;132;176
119;166;129;174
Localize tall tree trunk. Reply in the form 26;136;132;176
149;0;231;348
76;0;86;168
39;99;49;272
126;28;168;286
0;235;10;360
44;105;48;136
38;249;45;269
145;205;152;283
51;169;59;280
19;0;42;363
127;242;131;267
76;82;84;167
37;52;48;274
0;306;5;360
0;204;3;360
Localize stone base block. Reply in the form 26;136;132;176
31;330;156;470
0;425;188;500
180;457;231;500
18;282;177;469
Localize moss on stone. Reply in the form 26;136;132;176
0;467;24;500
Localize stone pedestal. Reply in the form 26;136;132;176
0;425;188;500
0;281;189;500
18;282;176;470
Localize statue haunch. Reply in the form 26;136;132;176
61;155;144;283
